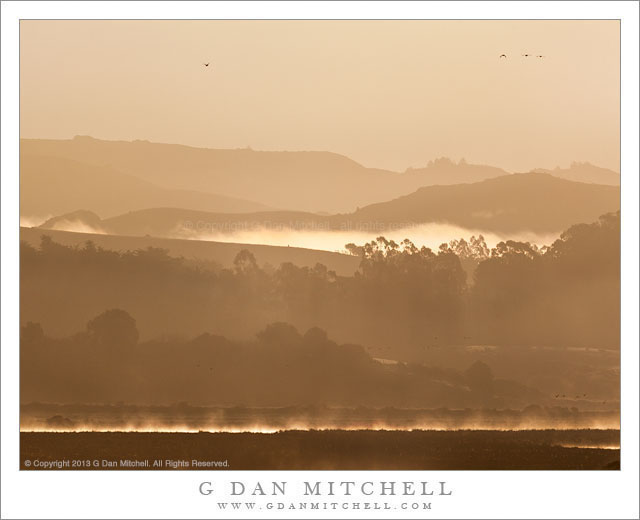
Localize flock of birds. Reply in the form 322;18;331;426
499;53;545;59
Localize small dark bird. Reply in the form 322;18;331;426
499;54;507;58
522;53;531;57
203;63;210;67
555;394;559;398
536;55;545;58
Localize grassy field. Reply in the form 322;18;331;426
21;429;619;470
20;226;360;275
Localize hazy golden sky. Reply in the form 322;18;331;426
20;20;619;172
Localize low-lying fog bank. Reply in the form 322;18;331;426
178;223;559;254
21;403;620;434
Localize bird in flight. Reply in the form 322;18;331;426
536;55;545;58
203;62;210;67
499;54;507;58
522;53;531;57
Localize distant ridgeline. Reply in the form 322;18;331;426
21;136;618;218
33;173;619;237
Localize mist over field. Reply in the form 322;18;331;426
32;218;106;235
29;215;557;254
178;223;558;254
21;403;620;434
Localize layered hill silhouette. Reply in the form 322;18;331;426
21;137;395;213
38;172;619;237
532;162;619;186
351;172;619;234
22;137;516;214
403;157;508;185
22;137;620;216
21;153;272;220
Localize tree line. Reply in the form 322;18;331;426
20;212;620;356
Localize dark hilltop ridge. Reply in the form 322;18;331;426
349;172;619;234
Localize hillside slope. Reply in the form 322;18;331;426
22;137;511;213
20;153;272;219
532;162;619;186
20;226;360;276
351;172;619;234
39;173;619;237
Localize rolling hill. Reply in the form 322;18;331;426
532;162;619;186
403;157;509;185
21;136;512;213
20;226;360;276
20;153;272;220
38;173;620;238
350;172;620;234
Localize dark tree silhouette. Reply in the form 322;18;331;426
87;309;139;353
233;249;259;275
256;322;301;347
20;212;620;354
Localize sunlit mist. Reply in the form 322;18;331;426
20;214;51;228
177;224;558;254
